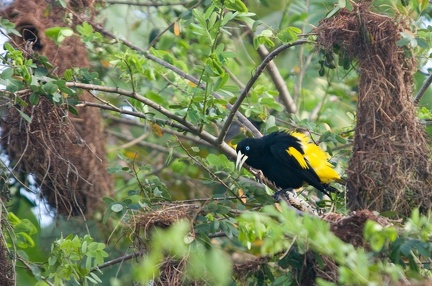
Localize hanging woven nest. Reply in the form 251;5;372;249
0;0;112;217
315;0;432;216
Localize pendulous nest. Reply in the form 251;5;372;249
297;210;392;284
324;209;391;248
131;204;199;285
0;0;112;216
0;230;13;286
131;204;197;240
315;0;432;216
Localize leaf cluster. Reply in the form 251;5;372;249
2;0;432;285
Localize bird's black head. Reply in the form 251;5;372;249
235;137;265;170
236;137;259;157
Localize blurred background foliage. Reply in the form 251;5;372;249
1;0;432;285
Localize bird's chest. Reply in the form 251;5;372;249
246;149;304;189
247;151;287;178
246;149;274;171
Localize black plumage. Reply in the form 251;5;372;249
235;131;340;196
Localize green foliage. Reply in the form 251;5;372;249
253;26;302;48
45;234;108;285
45;27;74;45
0;41;81;122
2;0;432;285
364;220;398;252
238;203;405;285
0;18;21;37
135;220;232;285
6;212;37;249
2;42;35;86
389;209;432;277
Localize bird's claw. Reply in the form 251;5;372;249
255;170;264;184
273;188;294;202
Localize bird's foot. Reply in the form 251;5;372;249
255;170;264;184
273;188;294;202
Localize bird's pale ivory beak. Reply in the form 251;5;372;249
236;151;248;170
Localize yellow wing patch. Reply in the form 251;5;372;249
287;147;309;169
289;131;341;183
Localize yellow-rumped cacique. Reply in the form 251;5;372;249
235;131;341;197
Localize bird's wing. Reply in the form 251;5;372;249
269;142;324;188
269;142;310;171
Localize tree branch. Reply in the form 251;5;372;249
93;250;144;271
87;21;261;139
244;25;298;114
64;82;238;161
70;82;199;133
104;114;214;148
217;40;308;144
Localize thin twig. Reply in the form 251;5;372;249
217;39;308;145
155;196;245;204
69;82;199;133
146;1;203;50
16;256;54;286
104;114;214;148
208;232;226;238
414;72;432;104
80;100;187;132
79;100;237;161
93;250;145;271
86;21;261;137
102;1;192;7
245;25;298;114
176;137;245;205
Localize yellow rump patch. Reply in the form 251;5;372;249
288;131;341;183
287;147;309;169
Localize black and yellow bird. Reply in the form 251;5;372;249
235;131;341;197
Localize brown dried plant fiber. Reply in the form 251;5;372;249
131;204;199;285
0;228;13;286
0;0;112;216
316;1;432;215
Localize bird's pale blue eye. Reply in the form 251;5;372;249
245;146;250;151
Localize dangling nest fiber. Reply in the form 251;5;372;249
0;230;13;286
0;0;112;216
315;0;432;216
131;204;199;285
131;204;197;245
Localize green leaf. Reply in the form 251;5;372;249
87;272;102;284
146;91;166;105
45;27;74;44
338;0;347;8
68;105;79;116
225;0;248;12
76;22;94;36
1;67;14;79
16;108;32;123
29;93;40;105
277;27;301;43
206;154;233;169
326;5;340;18
111;203;124;213
15;232;35;248
418;0;428;12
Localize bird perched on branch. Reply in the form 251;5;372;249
235;131;341;197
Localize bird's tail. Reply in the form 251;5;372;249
334;177;347;185
322;177;346;194
322;184;339;193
